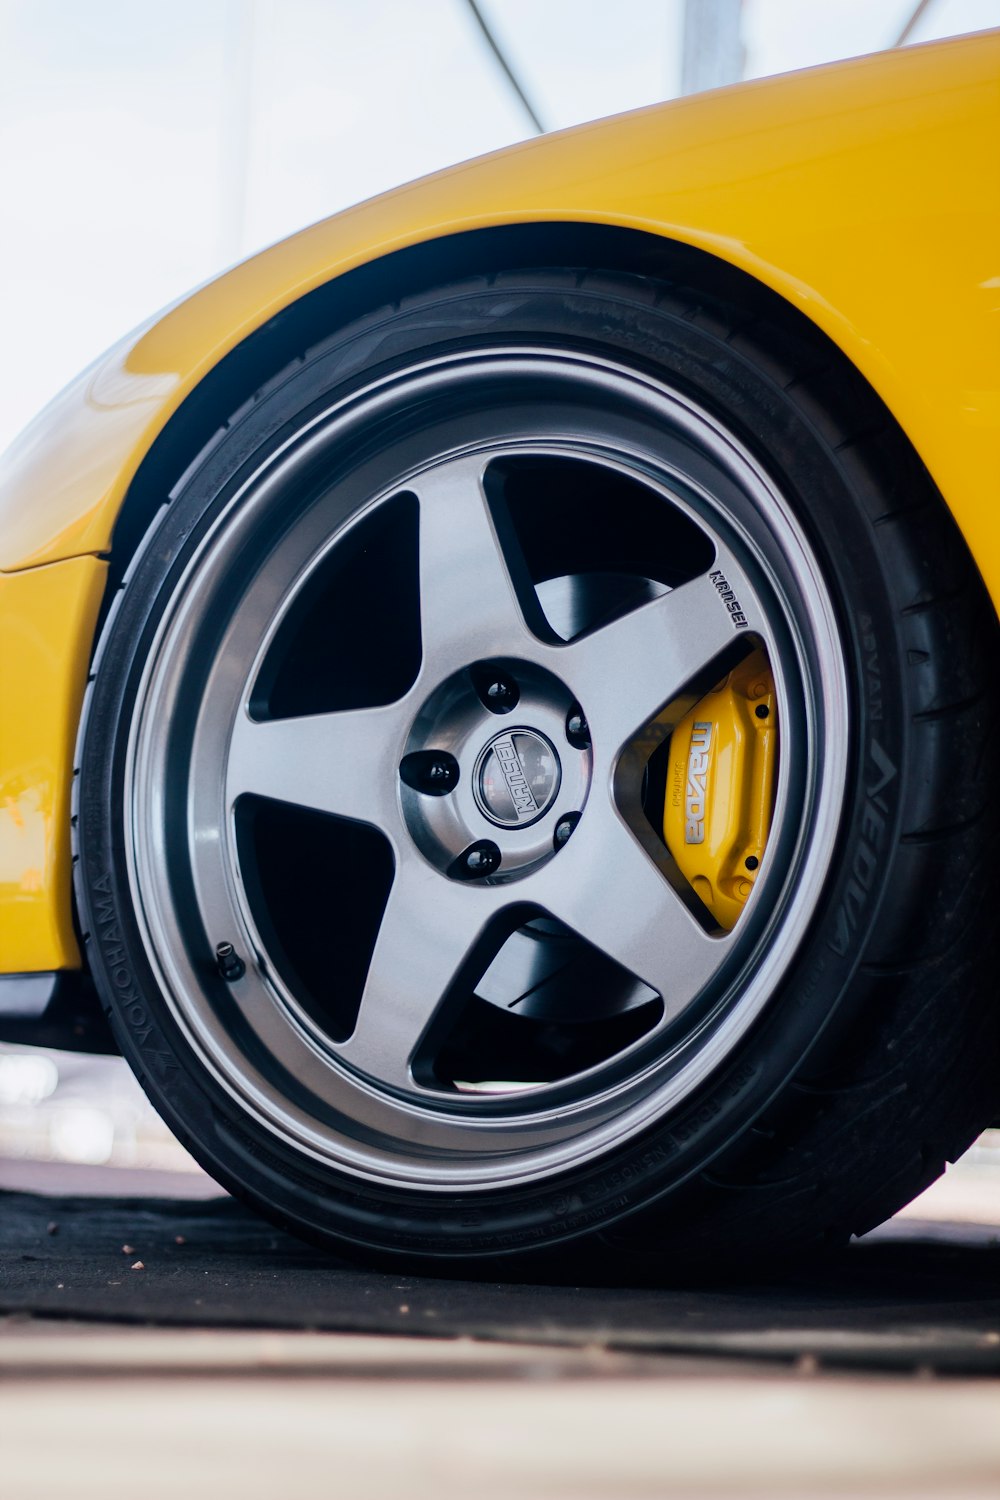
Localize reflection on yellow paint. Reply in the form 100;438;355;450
0;786;49;890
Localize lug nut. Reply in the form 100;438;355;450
400;750;460;795
566;707;590;749
553;812;581;849
215;942;246;982
450;841;502;880
755;704;770;720
473;667;519;714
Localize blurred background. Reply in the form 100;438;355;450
1;0;999;1209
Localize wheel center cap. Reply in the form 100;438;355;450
473;729;561;829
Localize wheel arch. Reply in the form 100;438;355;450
105;221;852;591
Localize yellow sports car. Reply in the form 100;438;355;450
1;32;997;1267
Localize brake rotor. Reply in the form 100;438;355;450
663;648;777;930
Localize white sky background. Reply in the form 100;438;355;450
0;0;997;456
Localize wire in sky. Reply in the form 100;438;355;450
463;0;545;135
893;0;937;47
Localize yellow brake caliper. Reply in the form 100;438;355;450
662;648;777;931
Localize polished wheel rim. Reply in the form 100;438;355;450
126;348;849;1190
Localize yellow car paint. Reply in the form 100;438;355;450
663;652;777;931
0;33;998;974
0;557;107;970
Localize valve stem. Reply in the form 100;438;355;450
216;941;246;982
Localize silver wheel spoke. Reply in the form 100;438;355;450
336;860;507;1093
534;805;729;1025
226;704;404;830
415;455;537;682
561;550;766;750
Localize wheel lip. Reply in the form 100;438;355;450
122;346;849;1192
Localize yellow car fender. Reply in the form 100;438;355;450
1;31;998;971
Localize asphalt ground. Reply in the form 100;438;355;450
3;1152;999;1498
2;1180;1000;1374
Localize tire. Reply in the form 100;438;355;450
74;268;1000;1270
